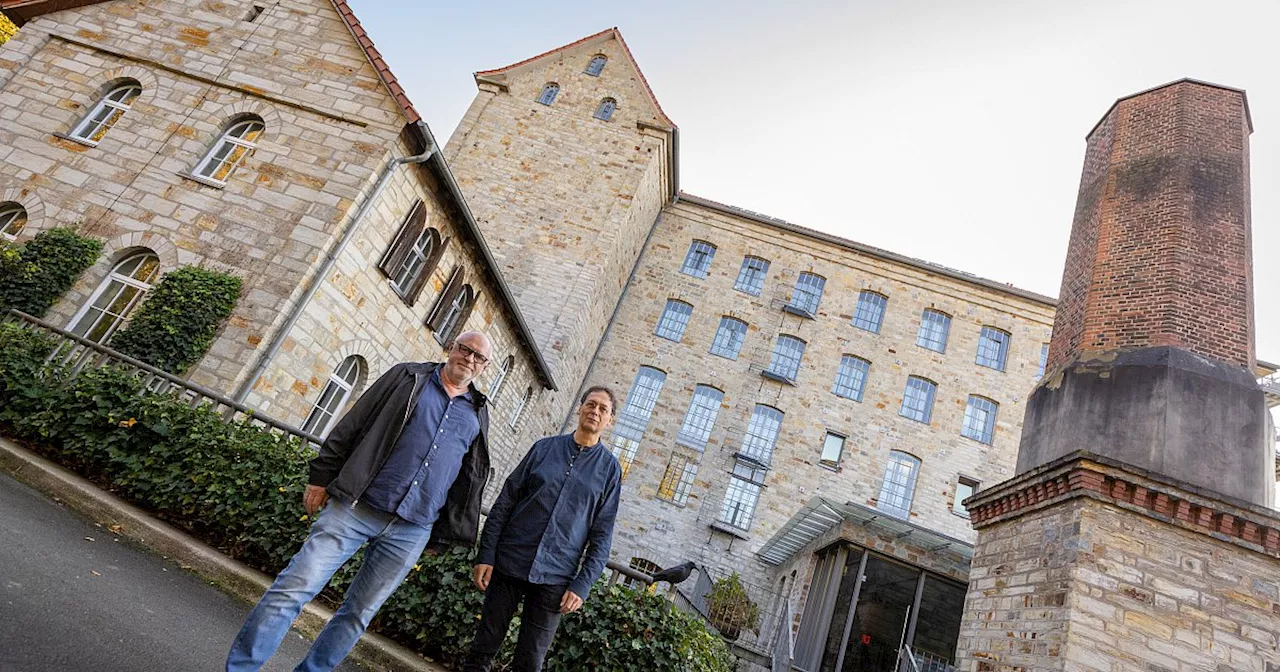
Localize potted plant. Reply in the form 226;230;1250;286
705;572;759;641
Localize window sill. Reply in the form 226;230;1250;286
709;521;750;540
679;270;709;280
976;363;1007;373
674;435;707;452
852;325;881;335
760;370;796;386
782;305;816;319
52;132;98;148
732;452;770;470
951;510;971;520
917;344;947;355
180;172;228;189
656;334;682;343
733;288;762;297
818;462;840;473
657;497;688;508
832;392;863;403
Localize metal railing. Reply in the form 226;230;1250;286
4;309;325;450
1261;372;1280;408
673;563;783;655
898;645;956;672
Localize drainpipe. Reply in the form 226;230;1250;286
232;139;438;403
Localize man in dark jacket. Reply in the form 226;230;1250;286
463;386;622;672
227;332;494;672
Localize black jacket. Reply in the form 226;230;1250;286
308;361;491;547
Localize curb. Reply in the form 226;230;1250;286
0;437;447;672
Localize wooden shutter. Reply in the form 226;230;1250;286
426;266;464;330
402;233;448;307
377;200;427;278
445;286;482;344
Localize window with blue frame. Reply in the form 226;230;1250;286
655;299;692;341
677;385;724;450
537;82;560;105
740;405;783;465
767;334;806;382
710;316;748;359
611;366;667;479
900;376;936;424
917;309;952;353
832;355;870;401
961;395;998;444
594;98;616;121
852;291;888;333
680;240;716;278
788;272;825;316
734;256;769;295
585;54;607;76
976;326;1011;371
719;462;765;530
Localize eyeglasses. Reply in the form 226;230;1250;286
453;342;490;364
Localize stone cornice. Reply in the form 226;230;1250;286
966;450;1280;559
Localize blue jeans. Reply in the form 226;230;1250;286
226;500;432;672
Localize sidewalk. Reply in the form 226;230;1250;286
0;437;448;672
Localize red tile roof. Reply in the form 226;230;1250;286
475;27;674;129
0;0;421;124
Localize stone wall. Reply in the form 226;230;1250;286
582;197;1055;587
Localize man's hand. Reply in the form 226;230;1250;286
303;484;329;516
473;564;493;592
559;590;583;614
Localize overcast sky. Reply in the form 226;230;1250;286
349;0;1280;368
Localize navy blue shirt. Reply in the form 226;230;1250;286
362;369;481;528
477;433;621;599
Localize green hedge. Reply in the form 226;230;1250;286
110;266;242;375
0;227;103;318
0;322;734;671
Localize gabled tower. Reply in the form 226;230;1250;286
445;28;676;417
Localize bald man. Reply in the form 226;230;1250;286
228;332;496;672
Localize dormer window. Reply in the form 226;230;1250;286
585;55;607;76
537;83;560;106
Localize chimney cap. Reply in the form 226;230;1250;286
1088;78;1253;139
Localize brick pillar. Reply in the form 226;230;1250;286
1016;79;1271;506
955;79;1280;672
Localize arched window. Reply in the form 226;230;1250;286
379;200;445;306
435;284;475;347
594;98;616;121
488;355;514;399
68;251;161;344
537;83;560;106
877;451;921;519
0;202;28;241
193;116;265;184
510;386;532;429
70;80;142;145
301;355;365;437
585;55;607;76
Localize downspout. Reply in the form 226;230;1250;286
233;138;438;403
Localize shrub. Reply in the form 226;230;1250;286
0;322;734;671
110;266;242;375
0;227;102;318
706;572;760;640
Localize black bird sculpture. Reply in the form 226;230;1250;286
651;560;696;586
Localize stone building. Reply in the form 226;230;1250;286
3;4;1276;671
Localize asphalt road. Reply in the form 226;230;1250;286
0;472;362;672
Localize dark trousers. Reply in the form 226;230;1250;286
462;571;566;672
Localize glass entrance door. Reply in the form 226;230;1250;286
837;555;920;671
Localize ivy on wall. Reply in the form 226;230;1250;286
0;227;103;318
111;266;243;375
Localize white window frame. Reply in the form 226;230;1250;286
877;451;920;519
820;432;845;470
615;366;666;439
509;387;532;429
740;405;783;465
67;251;160;344
434;285;474;346
301;356;363;437
677;385;723;451
0;202;27;241
70;82;142;146
192;118;264;186
488;355;514;399
953;476;980;517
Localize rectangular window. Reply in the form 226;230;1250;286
767;334;806;382
877;451;920;519
734;256;770;295
610;435;640;481
680;240;716;279
657;453;698;505
1038;342;1050;378
917;309;951;353
788;272;825;316
819;432;845;469
677;385;724;450
852;291;888;333
900;376;936;424
832;355;870;401
961;395;998;444
976;326;1011;371
615;366;666;439
655;300;693;342
953;476;979;517
740;405;783;465
710;317;748;359
720;465;764;531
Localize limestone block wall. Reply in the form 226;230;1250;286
582;198;1055;586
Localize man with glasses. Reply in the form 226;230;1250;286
463;386;622;672
228;332;497;672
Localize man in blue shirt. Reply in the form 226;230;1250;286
463;386;622;672
227;332;495;672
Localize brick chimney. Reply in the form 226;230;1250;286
1016;79;1272;506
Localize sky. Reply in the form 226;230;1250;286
349;0;1280;368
